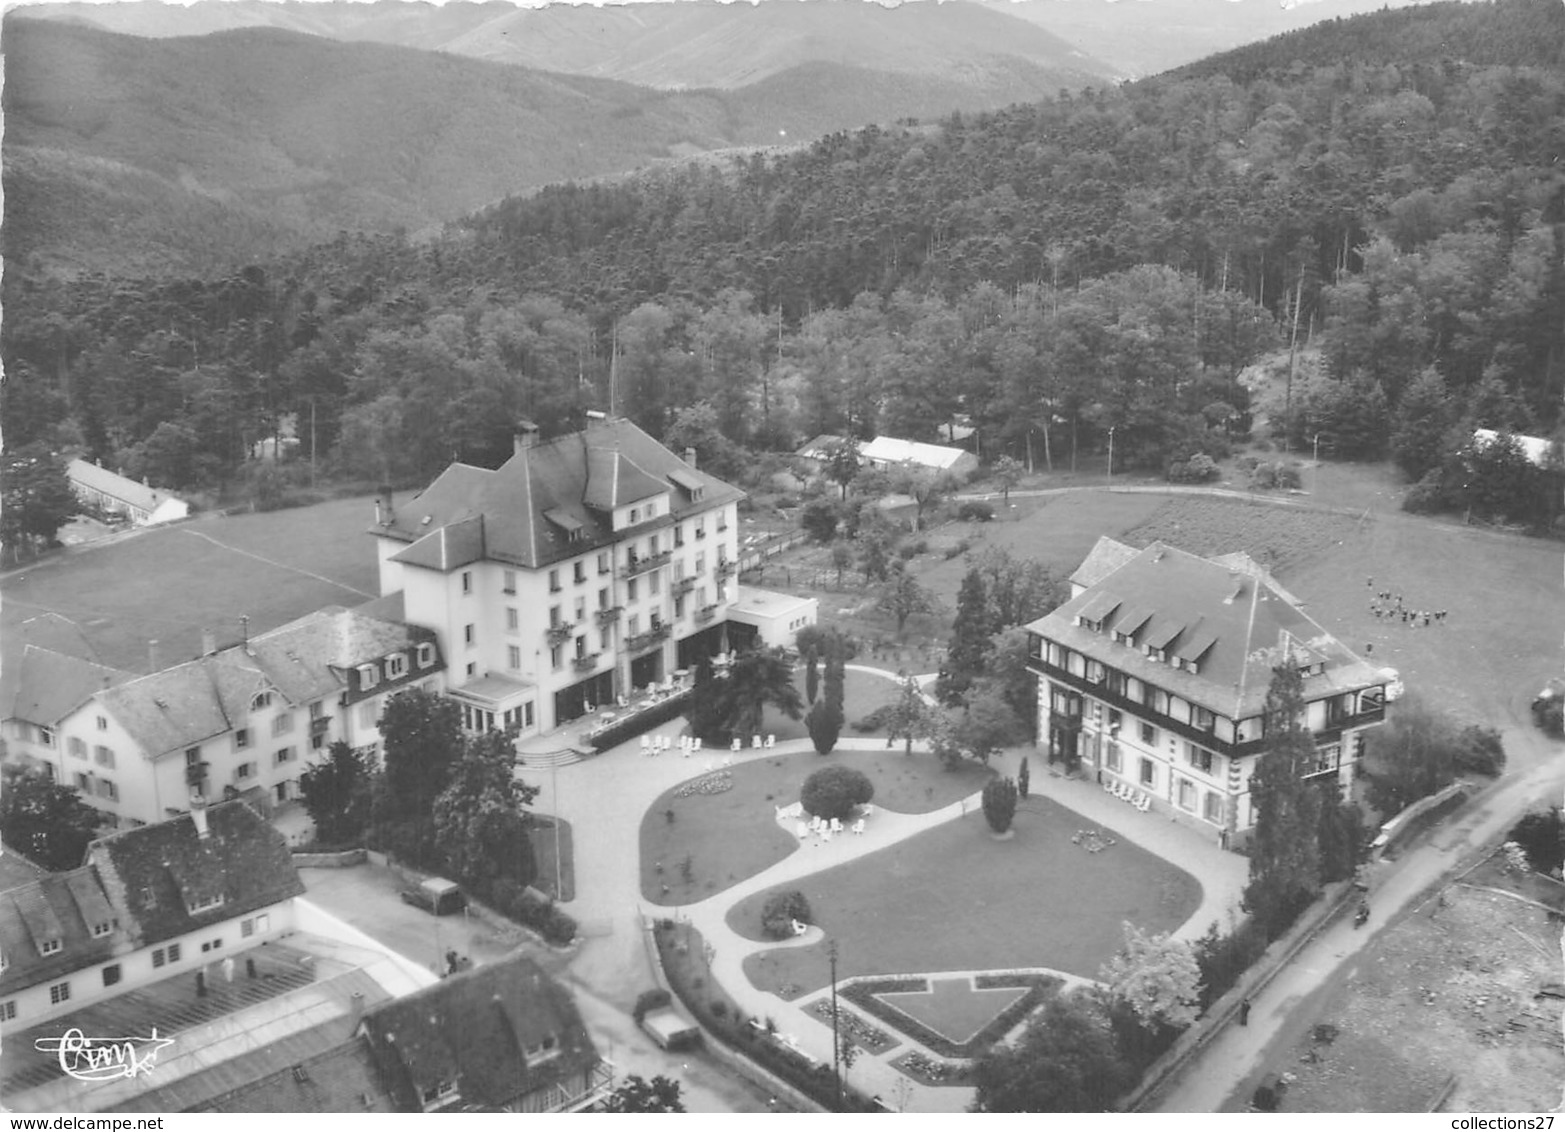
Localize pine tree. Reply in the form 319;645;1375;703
805;653;820;704
687;657;722;742
1018;756;1031;798
936;568;994;705
1241;664;1324;938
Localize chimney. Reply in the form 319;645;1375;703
240;615;250;650
190;795;210;839
514;419;540;455
684;446;697;470
375;485;395;527
201;628;217;656
148;639;160;672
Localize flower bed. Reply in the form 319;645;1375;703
890;1049;971;1087
805;998;899;1055
841;972;1062;1060
674;770;733;798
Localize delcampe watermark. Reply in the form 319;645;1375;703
34;1027;175;1083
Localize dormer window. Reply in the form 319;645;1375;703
629;507;640;524
387;653;408;680
1147;647;1165;663
90;921;113;939
358;663;380;689
187;893;225;914
39;938;62;957
524;1034;559;1066
421;1080;460;1110
251;692;273;711
416;642;436;668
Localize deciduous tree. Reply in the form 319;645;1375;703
299;740;374;845
432;730;540;888
600;1075;686;1113
0;764;103;871
970;992;1131;1112
876;562;939;638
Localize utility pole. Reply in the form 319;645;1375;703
828;940;842;1111
1107;425;1116;482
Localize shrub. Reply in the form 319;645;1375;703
898;538;929;560
852;705;891;733
957;501;995;522
1249;462;1278;490
800;765;874;821
1508;807;1563;875
634;988;672;1024
1167;453;1220;484
1193;919;1269;1011
944;537;973;560
981;777;1019;834
761;890;812;940
1455;725;1506;777
1275;463;1302;490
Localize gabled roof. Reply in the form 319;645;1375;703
861;435;974;471
0;867;124;996
246;606;438;706
90;654;263;758
1472;428;1559;469
67;459;184;513
797;434;850;460
185;1035;396;1114
1029;540;1384;720
359;954;600;1112
86;801;303;950
372;419;744;572
1070;535;1142;592
6;645;134;727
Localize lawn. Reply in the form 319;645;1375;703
0;494;383;704
1118;494;1365;577
528;816;574;903
731;795;1201;996
639;747;995;904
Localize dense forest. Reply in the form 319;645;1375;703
3;0;1562;507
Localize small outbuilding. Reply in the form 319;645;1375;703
726;587;818;651
67;459;189;526
860;436;978;480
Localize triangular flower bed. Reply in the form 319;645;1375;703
839;971;1063;1060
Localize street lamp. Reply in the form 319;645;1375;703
1107;425;1117;481
1312;433;1322;466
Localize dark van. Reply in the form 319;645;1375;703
399;877;466;916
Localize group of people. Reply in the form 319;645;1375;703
1367;577;1446;627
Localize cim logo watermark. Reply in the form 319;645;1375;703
34;1028;174;1083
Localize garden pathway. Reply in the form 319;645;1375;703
532;678;1246;1113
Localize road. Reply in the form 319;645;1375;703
1144;727;1563;1112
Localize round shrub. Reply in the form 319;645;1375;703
957;501;995;522
761;890;813;940
800;765;874;822
981;776;1019;834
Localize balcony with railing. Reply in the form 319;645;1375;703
621;550;672;579
625;623;671;652
572;653;602;674
309;716;331;735
594;605;623;626
695;604;721;623
672;575;696;597
185;761;210;787
546;623;576;646
714;560;736;580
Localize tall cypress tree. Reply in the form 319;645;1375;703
1241;663;1324;938
936;568;994;706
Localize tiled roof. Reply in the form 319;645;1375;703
359;954;600;1112
6;645;135;726
1069;535;1143;591
0;867;125;996
0;843;46;891
1029;540;1384;720
77;609;437;758
67;459;184;513
87;801;303;950
373;419;744;572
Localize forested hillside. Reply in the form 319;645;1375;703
3;0;1561;516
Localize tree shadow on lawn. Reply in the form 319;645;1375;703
755;666;912;743
731;798;1201;998
639;749;995;905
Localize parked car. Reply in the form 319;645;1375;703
399;877;466;916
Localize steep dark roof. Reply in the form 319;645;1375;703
0;867;125;996
374;419;744;572
87;801;303;950
1029;540;1384;720
359;954;600;1112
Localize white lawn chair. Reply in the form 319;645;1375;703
830;818;842;833
693;738;702;752
662;735;673;751
796;821;810;839
1137;794;1152;813
765;734;776;748
820;828;833;844
752;734;763;749
640;736;651;755
1102;779;1115;794
852;818;865;835
731;737;742;752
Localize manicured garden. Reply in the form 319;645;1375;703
639;746;995;904
731;796;1201;995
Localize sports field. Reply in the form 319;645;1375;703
0;494;383;702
